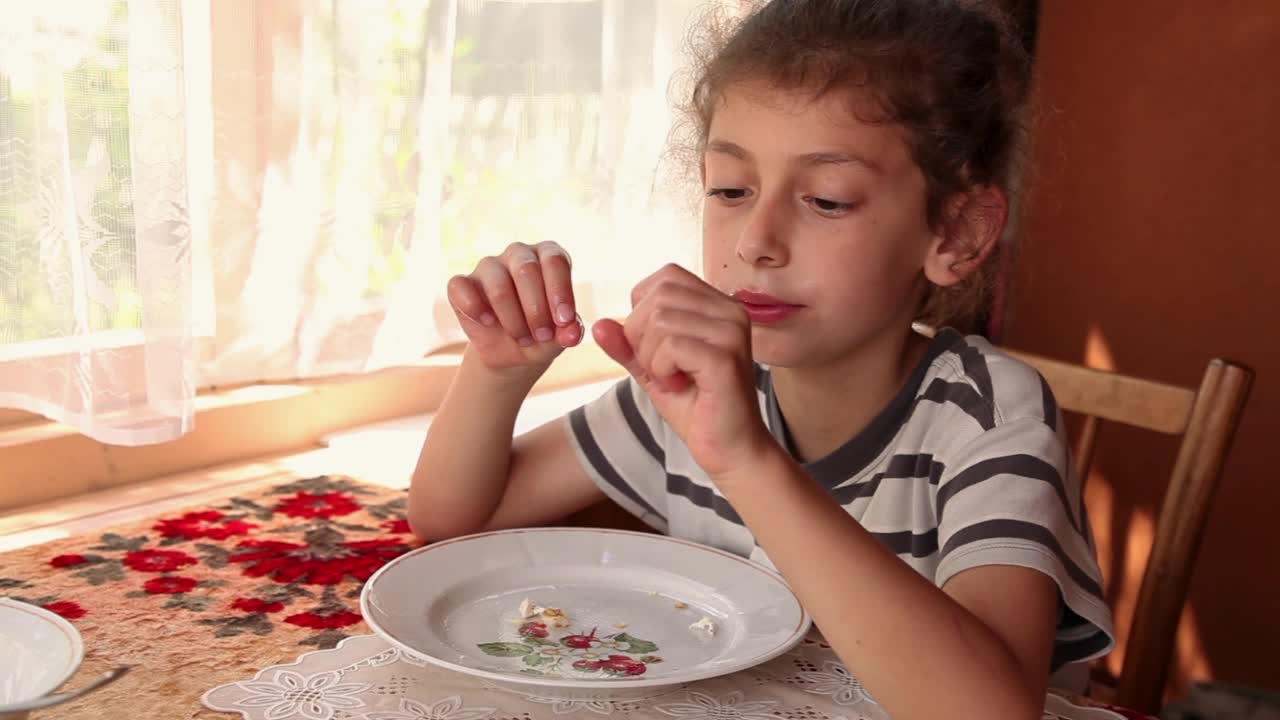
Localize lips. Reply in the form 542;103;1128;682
732;290;804;325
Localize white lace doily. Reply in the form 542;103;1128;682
202;632;1125;720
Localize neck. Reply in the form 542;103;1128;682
771;324;930;464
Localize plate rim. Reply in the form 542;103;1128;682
360;527;812;690
0;597;85;708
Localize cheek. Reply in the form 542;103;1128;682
701;217;735;278
810;230;926;307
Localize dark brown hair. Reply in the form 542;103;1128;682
680;0;1033;333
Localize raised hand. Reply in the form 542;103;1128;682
446;242;583;377
593;264;776;478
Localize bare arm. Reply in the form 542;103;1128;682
717;446;1057;720
406;348;604;541
407;242;605;542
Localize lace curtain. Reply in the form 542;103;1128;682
0;0;706;445
0;1;196;445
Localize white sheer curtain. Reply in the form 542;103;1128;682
0;0;704;444
0;1;199;445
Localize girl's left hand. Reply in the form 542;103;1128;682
593;264;776;479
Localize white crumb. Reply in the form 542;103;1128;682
517;598;572;627
690;616;716;636
518;598;539;619
614;622;629;629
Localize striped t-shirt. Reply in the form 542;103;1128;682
566;327;1115;673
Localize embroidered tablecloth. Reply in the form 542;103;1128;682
0;475;1152;720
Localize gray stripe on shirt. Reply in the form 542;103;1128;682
936;454;1079;532
616;381;664;464
940;518;1103;597
569;407;666;523
917;378;995;430
830;453;944;505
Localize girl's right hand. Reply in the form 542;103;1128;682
446;242;583;374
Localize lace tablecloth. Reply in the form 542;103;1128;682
203;632;1145;720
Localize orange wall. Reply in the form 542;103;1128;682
1007;1;1280;692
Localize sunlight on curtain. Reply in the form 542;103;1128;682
0;0;198;444
200;0;705;385
0;0;711;444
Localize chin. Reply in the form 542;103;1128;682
748;331;809;369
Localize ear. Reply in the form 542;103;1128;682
923;185;1008;288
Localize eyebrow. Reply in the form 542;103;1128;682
706;139;882;174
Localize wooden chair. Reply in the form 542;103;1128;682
1005;348;1254;714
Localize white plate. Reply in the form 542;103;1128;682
361;528;810;699
0;598;84;711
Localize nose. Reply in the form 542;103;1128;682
735;192;790;268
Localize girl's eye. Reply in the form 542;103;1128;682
707;188;750;202
804;196;858;216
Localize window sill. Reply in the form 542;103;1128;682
0;341;622;512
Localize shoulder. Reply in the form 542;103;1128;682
924;328;1057;429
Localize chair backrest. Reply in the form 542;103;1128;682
1006;349;1254;714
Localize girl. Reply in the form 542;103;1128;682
409;2;1115;718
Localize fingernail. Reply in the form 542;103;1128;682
555;303;574;325
517;336;534;347
534;327;554;343
479;312;497;327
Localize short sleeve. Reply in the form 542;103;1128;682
565;376;670;532
933;417;1116;668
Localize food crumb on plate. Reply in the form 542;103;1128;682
517;598;570;627
614;622;629;629
690;616;716;636
518;598;540;619
673;601;688;610
541;607;570;628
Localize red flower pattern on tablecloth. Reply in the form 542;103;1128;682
153;510;256;541
285;610;363;629
144;576;198;594
123;549;199;573
232;597;286;614
42;600;87;619
50;554;87;568
228;537;406;585
274;491;361;519
381;518;412;534
25;475;417;649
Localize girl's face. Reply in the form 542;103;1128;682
702;82;941;369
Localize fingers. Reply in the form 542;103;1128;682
593;319;642;378
624;281;746;368
635;308;742;390
445;275;497;331
474;255;535;346
648;334;723;389
602;264;750;392
629;263;705;310
626;281;742;344
448;242;579;350
535;242;576;328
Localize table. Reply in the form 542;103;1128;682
0;475;1153;719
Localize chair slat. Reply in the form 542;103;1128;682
1007;350;1197;435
